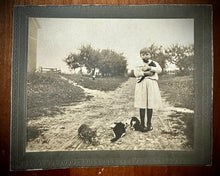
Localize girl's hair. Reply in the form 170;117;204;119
140;47;149;55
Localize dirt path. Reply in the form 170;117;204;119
27;77;194;152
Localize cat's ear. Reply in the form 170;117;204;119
149;61;156;67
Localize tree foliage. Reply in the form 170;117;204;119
165;44;194;75
99;49;127;76
64;45;127;76
64;53;81;70
140;44;194;75
78;45;101;73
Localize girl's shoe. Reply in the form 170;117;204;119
140;126;148;132
146;126;153;131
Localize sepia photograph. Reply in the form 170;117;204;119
10;5;212;170
26;17;195;152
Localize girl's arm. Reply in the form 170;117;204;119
134;66;145;78
143;71;155;76
149;61;162;74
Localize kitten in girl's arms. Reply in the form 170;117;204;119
137;61;157;83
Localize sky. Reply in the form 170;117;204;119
33;18;194;73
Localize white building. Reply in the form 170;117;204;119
27;18;40;73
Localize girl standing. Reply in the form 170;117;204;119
134;50;162;132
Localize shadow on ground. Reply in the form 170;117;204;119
161;111;194;149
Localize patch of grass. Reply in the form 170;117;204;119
61;74;129;91
27;73;86;119
162;112;194;149
158;74;194;110
181;113;194;148
27;126;42;142
27;73;128;119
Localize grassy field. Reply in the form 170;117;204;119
27;73;86;119
27;73;128;119
158;74;194;110
158;74;194;148
61;73;129;91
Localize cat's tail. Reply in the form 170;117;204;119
110;137;120;142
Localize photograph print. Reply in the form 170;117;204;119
26;17;194;152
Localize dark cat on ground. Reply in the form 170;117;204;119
78;124;98;145
110;122;128;142
130;116;142;131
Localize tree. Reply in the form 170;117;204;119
165;44;194;75
64;53;81;71
64;45;127;77
78;45;101;75
99;49;127;76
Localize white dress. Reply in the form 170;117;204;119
134;59;162;109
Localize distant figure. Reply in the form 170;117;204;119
134;50;162;132
91;68;96;80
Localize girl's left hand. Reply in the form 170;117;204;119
144;71;154;76
141;65;151;71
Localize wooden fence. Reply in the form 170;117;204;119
38;67;61;74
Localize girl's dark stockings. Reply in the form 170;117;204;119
140;108;145;128
140;108;153;127
147;108;153;127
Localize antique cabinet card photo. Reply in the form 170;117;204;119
11;5;212;170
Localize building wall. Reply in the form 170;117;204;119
27;18;40;73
